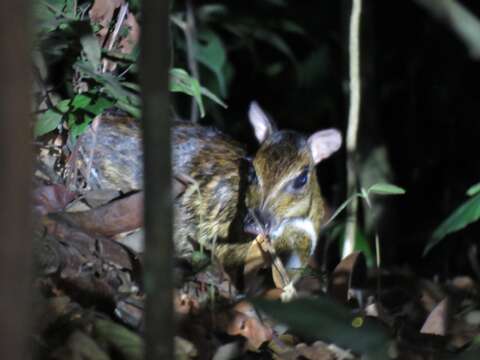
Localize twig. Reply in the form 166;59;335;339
184;0;200;122
342;0;362;259
414;0;480;60
102;3;129;73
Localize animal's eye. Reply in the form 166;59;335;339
248;163;258;184
293;168;309;189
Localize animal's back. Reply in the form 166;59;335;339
74;117;245;256
172;122;246;256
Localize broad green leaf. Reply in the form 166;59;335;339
425;193;480;255
367;183;406;196
254;298;391;359
467;182;480;196
194;31;227;96
83;96;114;115
35;109;63;137
69;114;92;140
56;99;71;113
80;33;102;71
71;94;92;110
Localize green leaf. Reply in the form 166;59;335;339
200;86;227;108
75;61;139;106
83;96;114;115
425;193;480;255
56;99;71;113
467;182;480;196
169;68;205;117
117;100;141;118
194;31;227;96
69;114;92;140
254;298;391;359
71;94;92;110
367;183;406;196
35;109;63;137
80;33;102;71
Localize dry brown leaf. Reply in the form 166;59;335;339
219;301;273;351
420;297;449;336
89;0;125;46
61;191;143;237
89;0;124;26
226;311;273;351
33;184;77;215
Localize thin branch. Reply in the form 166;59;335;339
185;0;201;122
342;0;362;259
414;0;480;60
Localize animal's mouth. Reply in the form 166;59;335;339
243;221;262;236
243;209;275;237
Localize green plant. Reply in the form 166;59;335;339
254;297;393;360
33;0;227;141
424;181;480;255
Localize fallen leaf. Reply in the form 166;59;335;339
89;0;124;27
33;184;77;215
420;298;449;336
226;311;273;351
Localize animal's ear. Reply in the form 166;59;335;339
307;129;342;164
248;101;275;143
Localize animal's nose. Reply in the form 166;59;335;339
243;209;272;235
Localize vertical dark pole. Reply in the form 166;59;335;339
0;2;33;360
139;0;173;359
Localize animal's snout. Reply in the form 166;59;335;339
243;208;272;235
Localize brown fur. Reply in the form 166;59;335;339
76;116;328;269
